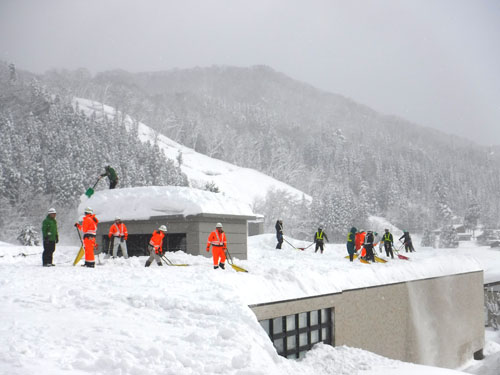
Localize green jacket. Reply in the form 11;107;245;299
102;166;118;182
42;215;58;242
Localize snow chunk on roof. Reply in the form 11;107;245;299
78;186;255;222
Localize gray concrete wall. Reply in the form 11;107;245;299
95;214;250;260
250;271;484;369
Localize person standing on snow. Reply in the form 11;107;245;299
145;225;167;267
100;165;118;189
382;229;394;259
75;207;99;268
364;231;375;262
206;222;227;269
41;207;58;267
355;229;366;253
346;227;357;262
314;226;329;254
275;219;284;249
399;230;415;253
108;217;128;259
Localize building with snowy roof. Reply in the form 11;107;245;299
78;186;256;259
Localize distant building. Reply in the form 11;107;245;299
78;186;256;259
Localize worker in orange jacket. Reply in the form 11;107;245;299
355;230;366;252
75;207;99;268
145;225;167;267
108;216;128;259
206;222;227;270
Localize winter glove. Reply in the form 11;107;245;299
74;223;78;228
206;246;210;252
56;235;59;244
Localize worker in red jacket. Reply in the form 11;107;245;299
206;222;227;270
75;207;98;268
145;225;167;267
108;217;128;258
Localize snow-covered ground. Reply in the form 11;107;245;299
1;235;499;375
73;98;310;207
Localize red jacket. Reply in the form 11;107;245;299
108;222;128;240
149;230;165;253
207;229;227;250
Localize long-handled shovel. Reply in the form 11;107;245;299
224;248;248;272
393;244;410;260
73;227;85;266
297;242;315;251
283;238;302;251
161;254;189;267
85;176;102;198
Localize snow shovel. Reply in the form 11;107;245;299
224;248;248;273
393;246;410;260
283;238;302;251
297;242;314;251
161;254;189;267
73;227;85;266
85;176;102;198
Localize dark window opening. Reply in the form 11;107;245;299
101;233;187;257
259;308;334;359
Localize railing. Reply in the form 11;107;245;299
484;282;500;329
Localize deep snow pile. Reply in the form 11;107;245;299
74;98;310;207
1;235;496;375
77;186;255;222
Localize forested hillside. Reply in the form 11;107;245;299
0;62;187;242
38;65;500;241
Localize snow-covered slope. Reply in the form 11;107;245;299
74;98;310;207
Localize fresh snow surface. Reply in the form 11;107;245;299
77;186;255;222
1;234;498;375
73;98;311;207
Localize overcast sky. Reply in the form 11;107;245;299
1;0;499;146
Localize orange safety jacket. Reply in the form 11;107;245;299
77;214;98;235
149;230;165;253
207;230;227;250
355;232;365;250
108;222;128;240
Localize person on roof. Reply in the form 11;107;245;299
275;219;284;249
75;207;99;268
100;165;118;189
399;230;415;253
108;217;128;259
42;207;58;267
355;230;366;252
382;229;394;259
314;226;329;254
206;223;227;269
145;225;167;267
364;231;375;262
346;227;357;262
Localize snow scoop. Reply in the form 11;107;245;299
297;242;314;251
344;252;359;260
373;255;387;263
393;246;410;260
359;257;371;264
85;176;102;198
224;248;248;273
283;238;302;251
73;227;85;266
161;254;189;267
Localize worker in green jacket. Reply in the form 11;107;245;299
101;165;118;189
41;208;58;267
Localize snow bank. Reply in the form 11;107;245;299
77;186;255;222
74;98;311;207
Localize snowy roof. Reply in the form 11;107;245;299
78;186;255;222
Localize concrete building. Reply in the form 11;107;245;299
250;270;484;368
80;186;256;260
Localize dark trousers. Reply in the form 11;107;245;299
110;180;118;189
315;241;324;253
42;240;56;265
347;243;355;262
276;233;283;249
404;241;415;252
365;245;374;262
384;242;394;258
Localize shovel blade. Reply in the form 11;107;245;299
230;263;248;272
85;188;94;198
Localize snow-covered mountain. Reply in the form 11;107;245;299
74;97;310;209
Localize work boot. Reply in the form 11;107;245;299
219;262;225;270
84;261;95;268
214;265;219;270
43;264;50;267
157;262;163;266
145;260;152;267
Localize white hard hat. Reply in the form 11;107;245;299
48;208;56;214
216;222;223;228
84;207;93;214
159;225;167;232
115;216;121;221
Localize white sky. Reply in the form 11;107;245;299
1;0;499;146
